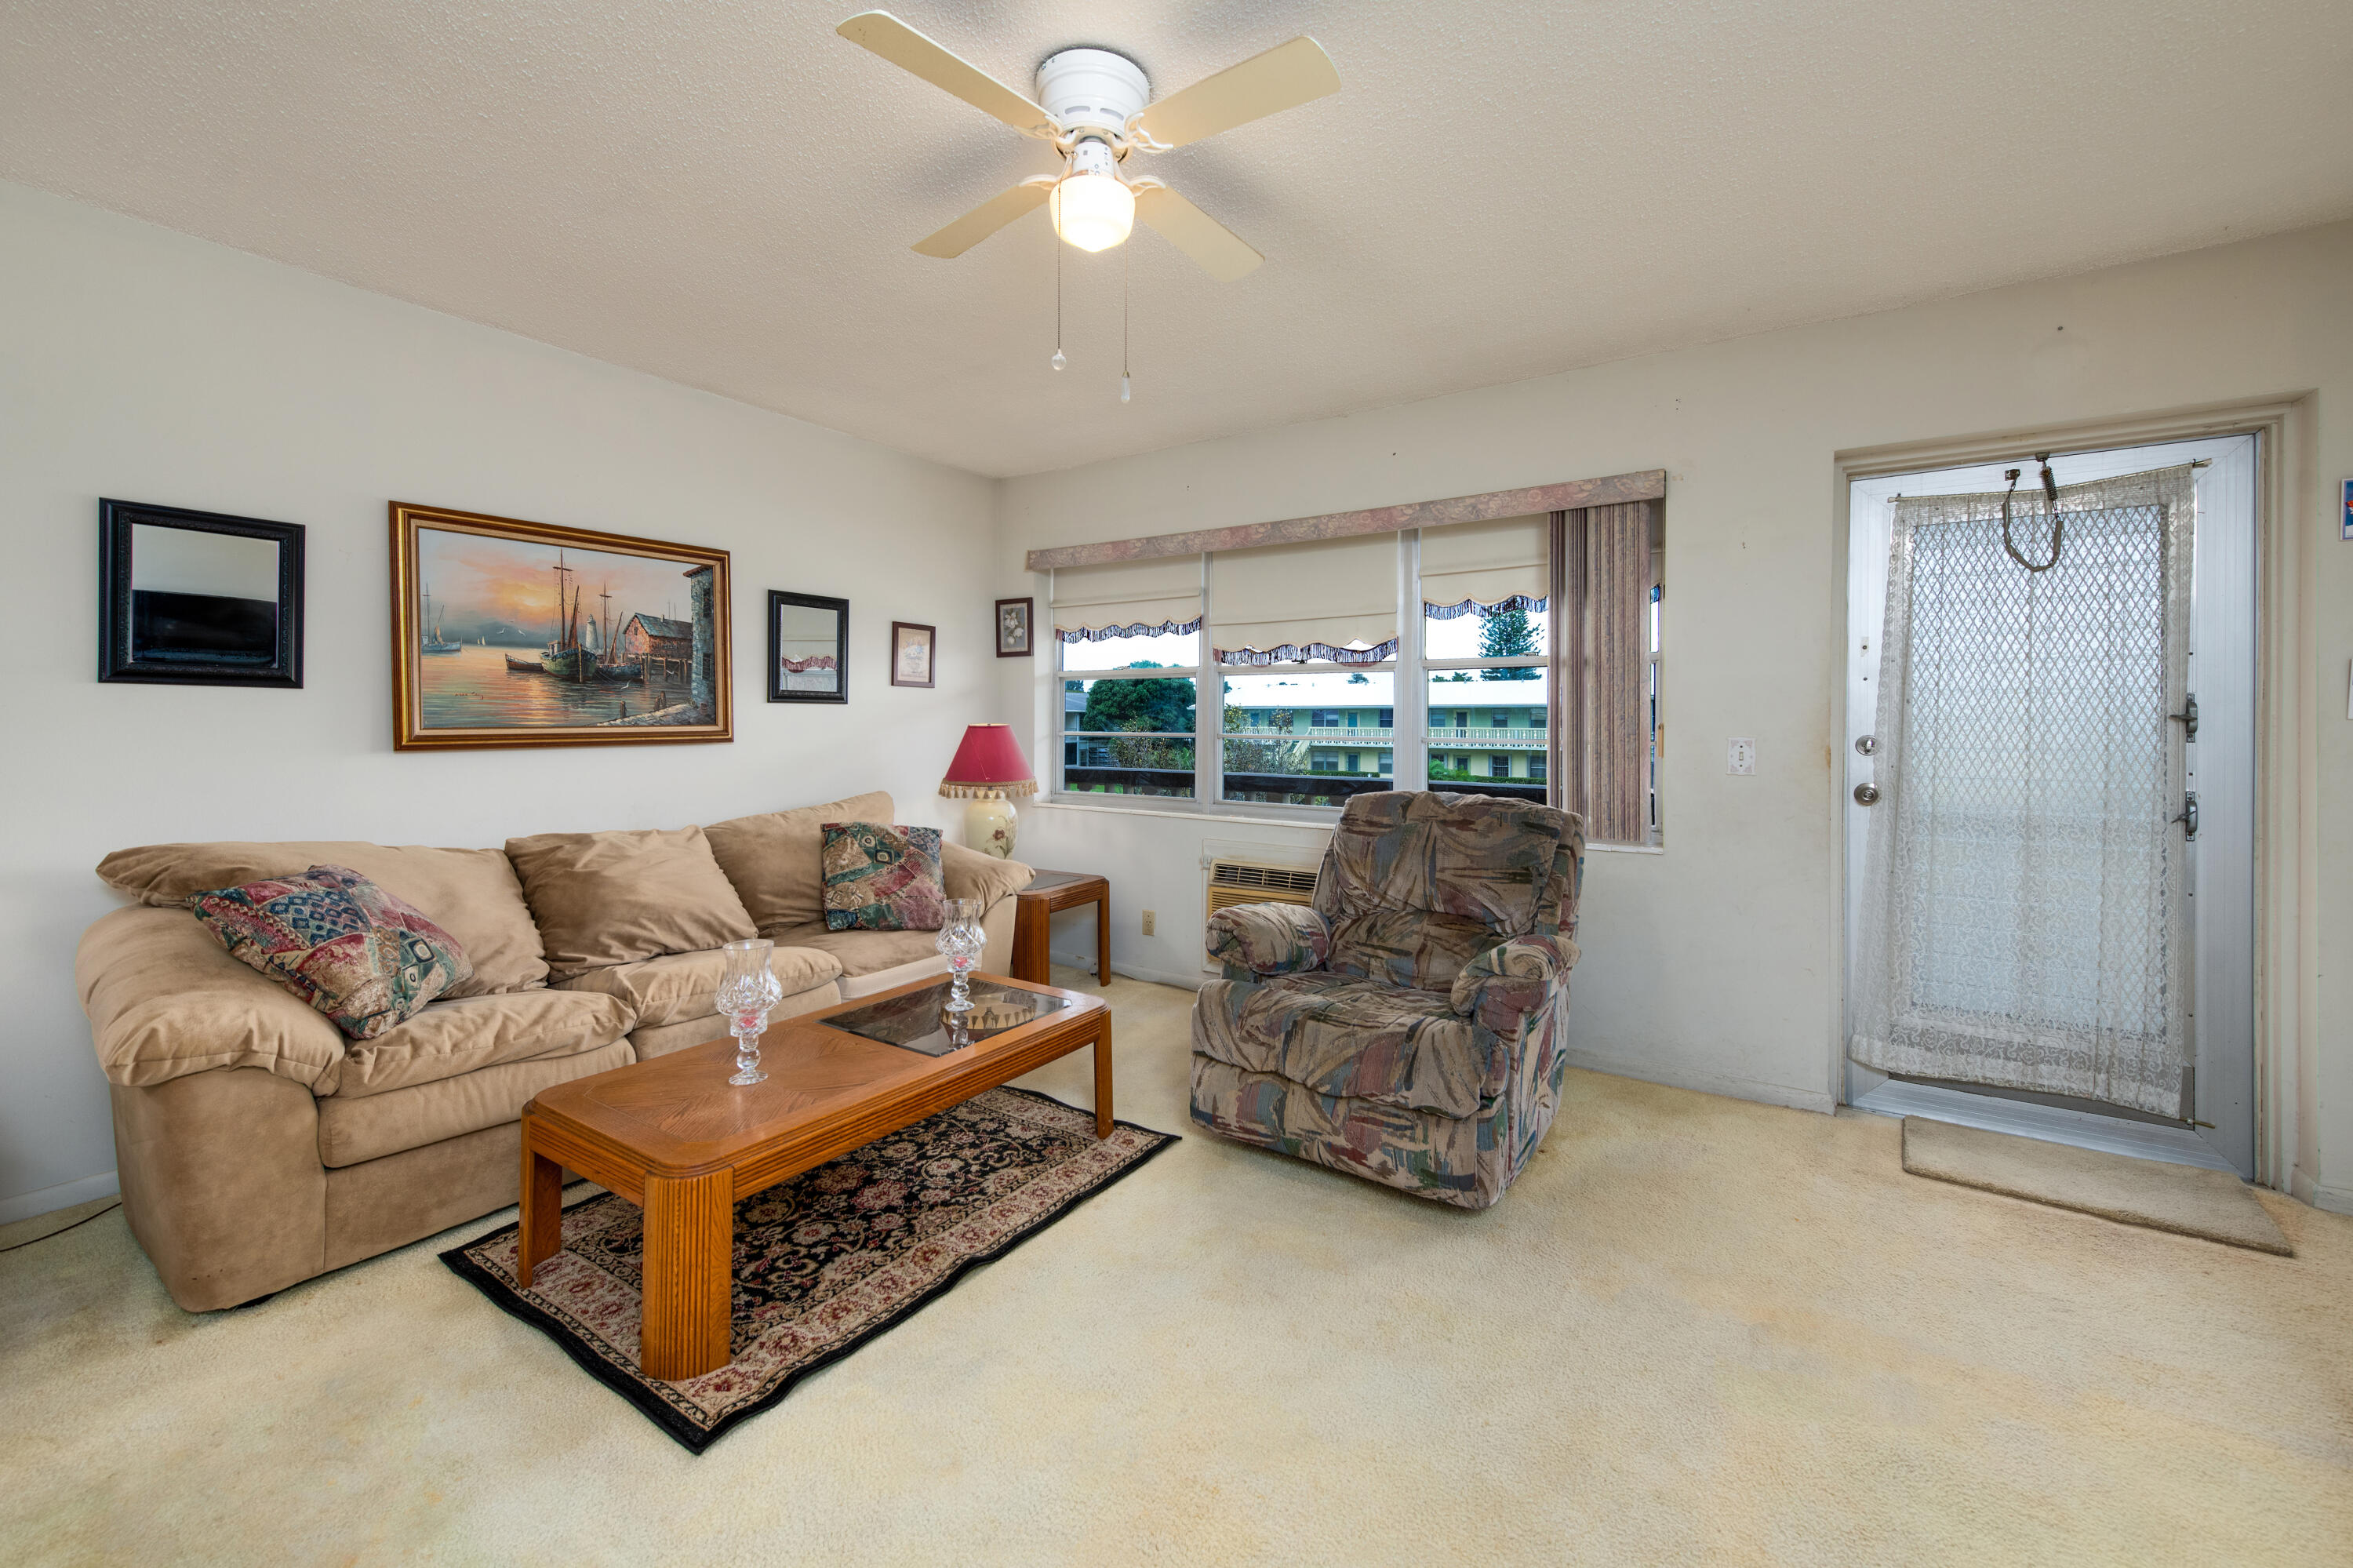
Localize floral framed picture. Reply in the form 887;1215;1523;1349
769;591;847;704
890;620;936;688
389;502;731;750
995;596;1034;658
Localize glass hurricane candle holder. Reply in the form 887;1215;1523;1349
936;899;984;1015
714;938;785;1086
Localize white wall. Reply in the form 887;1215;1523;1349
0;183;996;1217
995;221;2353;1201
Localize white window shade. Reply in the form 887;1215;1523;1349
1211;534;1398;665
1420;513;1550;617
1051;558;1203;641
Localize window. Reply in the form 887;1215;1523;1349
1043;489;1658;835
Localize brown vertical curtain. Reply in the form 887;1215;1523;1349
1560;500;1656;842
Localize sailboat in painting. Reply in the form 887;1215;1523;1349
538;550;598;681
420;587;463;654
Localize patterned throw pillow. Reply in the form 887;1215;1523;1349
820;822;945;932
190;864;474;1040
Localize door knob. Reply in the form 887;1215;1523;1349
1853;783;1881;806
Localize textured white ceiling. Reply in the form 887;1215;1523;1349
5;2;2351;478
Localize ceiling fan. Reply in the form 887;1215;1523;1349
836;11;1340;282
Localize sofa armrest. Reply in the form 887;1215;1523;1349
940;842;1033;911
1449;933;1580;1034
78;906;347;1093
1207;902;1332;978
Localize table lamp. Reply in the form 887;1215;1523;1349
940;723;1036;859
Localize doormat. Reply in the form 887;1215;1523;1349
443;1086;1176;1452
1901;1116;2290;1256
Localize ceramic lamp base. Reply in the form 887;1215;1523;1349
964;795;1017;859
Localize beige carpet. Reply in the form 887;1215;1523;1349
1903;1115;2293;1254
2;970;2348;1566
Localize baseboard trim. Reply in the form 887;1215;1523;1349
0;1170;121;1227
1560;1050;1838;1115
2304;1180;2353;1217
1104;962;1208;991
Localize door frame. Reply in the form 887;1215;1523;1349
1831;395;2318;1195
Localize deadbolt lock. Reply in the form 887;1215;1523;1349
1854;735;1877;755
1853;783;1881;806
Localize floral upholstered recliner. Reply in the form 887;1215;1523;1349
1191;791;1586;1210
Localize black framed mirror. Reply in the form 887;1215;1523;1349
767;591;847;704
98;499;304;687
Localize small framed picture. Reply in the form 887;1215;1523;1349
995;596;1035;658
99;499;305;688
890;621;936;688
769;591;847;704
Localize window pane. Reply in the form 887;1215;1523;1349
1061;675;1197;734
1423;601;1550;662
1061;736;1197;798
1222;671;1393;806
1424;669;1548;801
1061;628;1199;672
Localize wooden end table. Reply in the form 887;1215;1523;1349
1011;871;1111;987
516;972;1110;1381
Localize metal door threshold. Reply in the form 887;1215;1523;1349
1852;1079;2242;1177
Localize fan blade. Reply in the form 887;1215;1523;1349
912;181;1051;258
1130;37;1339;147
1133;184;1263;282
836;11;1057;136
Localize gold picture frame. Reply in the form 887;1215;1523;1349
389;502;732;751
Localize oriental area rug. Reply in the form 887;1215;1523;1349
443;1087;1176;1452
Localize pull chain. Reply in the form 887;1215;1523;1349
1049;227;1065;372
1120;241;1132;402
2001;453;2063;572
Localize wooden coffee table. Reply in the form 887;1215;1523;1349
516;971;1111;1380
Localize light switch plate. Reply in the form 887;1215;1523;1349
1727;737;1757;775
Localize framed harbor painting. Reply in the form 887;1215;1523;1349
98;499;304;687
768;591;847;704
389;503;732;750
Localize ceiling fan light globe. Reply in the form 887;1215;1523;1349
1049;173;1133;253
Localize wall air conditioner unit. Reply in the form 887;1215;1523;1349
1203;857;1321;971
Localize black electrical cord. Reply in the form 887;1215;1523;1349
0;1200;119;1253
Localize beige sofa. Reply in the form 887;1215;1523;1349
74;790;1031;1312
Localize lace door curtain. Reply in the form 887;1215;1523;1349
1849;465;2195;1117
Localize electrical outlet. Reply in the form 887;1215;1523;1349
1727;737;1757;775
1140;909;1155;936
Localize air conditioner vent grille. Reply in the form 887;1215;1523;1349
1206;861;1318;896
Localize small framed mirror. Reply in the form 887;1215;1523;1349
768;591;848;704
99;500;304;687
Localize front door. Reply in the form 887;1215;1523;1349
1844;435;2257;1177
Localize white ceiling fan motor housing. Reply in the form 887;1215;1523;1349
1036;48;1149;140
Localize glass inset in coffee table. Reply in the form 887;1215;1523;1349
827;977;1076;1057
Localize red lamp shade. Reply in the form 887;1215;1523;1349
940;723;1037;799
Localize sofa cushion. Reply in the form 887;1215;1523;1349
79;906;348;1092
1312;791;1577;940
316;1040;633;1167
763;921;948;980
628;977;844;1060
1191;972;1498;1120
705;790;895;934
558;944;842;1029
504;824;756;980
820;822;945;932
189;865;475;1041
336;988;635;1098
95;839;548;996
